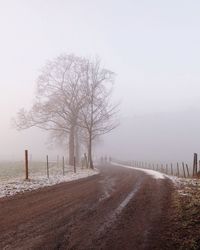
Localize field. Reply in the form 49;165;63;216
0;160;62;182
0;160;99;198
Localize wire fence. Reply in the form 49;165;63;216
108;153;200;179
0;151;83;183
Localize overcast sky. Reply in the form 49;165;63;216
1;0;200;161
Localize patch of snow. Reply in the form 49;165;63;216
0;168;99;198
99;176;116;201
168;175;200;187
116;181;141;213
168;175;200;196
98;179;141;234
112;162;166;180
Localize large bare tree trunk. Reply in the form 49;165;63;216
69;126;75;166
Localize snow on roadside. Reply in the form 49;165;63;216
168;175;200;187
112;161;200;196
0;168;99;198
168;175;200;196
111;162;166;180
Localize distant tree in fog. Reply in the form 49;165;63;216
78;58;118;168
14;54;86;165
14;54;118;167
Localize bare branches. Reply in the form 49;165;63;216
14;54;119;167
78;58;119;168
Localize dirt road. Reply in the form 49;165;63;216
0;165;175;250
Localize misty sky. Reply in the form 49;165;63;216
1;0;200;161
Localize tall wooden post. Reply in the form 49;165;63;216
46;155;49;179
62;156;65;176
171;163;173;176
74;156;76;173
84;153;88;168
193;153;198;177
25;150;29;180
186;164;190;177
166;164;168;174
177;162;180;177
199;160;200;174
156;164;159;171
182;162;186;178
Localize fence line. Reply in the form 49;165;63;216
108;153;200;179
0;150;91;182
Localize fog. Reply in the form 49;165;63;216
1;1;200;163
98;109;200;164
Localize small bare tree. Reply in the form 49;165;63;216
14;54;86;165
78;58;119;168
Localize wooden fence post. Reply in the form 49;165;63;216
62;156;65;176
84;153;88;168
156;164;159;171
182;162;186;178
186;164;190;178
193;153;198;177
166;164;168;174
177;162;180;177
171;163;173;176
74;156;76;173
199;160;200;174
46;155;49;179
25;150;29;180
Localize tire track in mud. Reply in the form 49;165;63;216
97;178;142;236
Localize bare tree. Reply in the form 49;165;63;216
14;54;86;165
78;58;119;168
14;54;118;168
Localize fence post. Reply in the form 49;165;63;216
186;164;190;178
182;162;186;178
74;156;76;173
46;155;49;179
25;150;29;180
62;156;65;176
156;164;159;171
177;163;180;177
84;153;88;168
166;164;168;174
171;163;173;176
193;153;198;177
199;160;200;174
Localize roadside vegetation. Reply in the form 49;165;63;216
158;178;200;250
